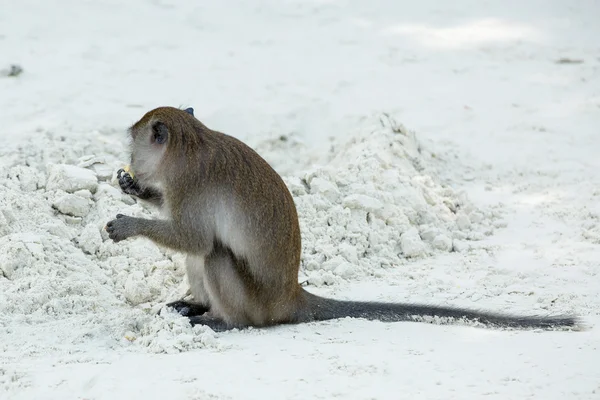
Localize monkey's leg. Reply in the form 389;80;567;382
117;169;163;206
166;254;213;315
200;243;269;329
166;300;209;317
167;254;212;316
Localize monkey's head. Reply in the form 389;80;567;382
127;106;201;185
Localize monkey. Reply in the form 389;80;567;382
105;106;580;333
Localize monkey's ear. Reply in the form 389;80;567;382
184;107;194;116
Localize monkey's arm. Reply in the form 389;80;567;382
106;214;210;254
117;169;163;206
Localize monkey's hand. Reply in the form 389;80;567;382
117;168;142;197
105;214;138;242
116;169;163;206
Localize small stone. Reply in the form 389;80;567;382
95;182;122;198
0;241;32;279
11;166;43;191
303;259;320;271
77;155;105;168
452;239;469;253
420;226;440;243
74;189;93;199
284;176;308;196
456;212;471;230
338;243;359;264
77;224;103;254
452;230;467;240
309;177;341;202
385;213;411;231
41;222;72;240
52;193;91;217
321;256;343;272
91;164;114;181
46;164;98;193
468;231;485;241
63;215;83;225
307;271;339;286
333;262;356;279
432;234;453;251
124;270;152;305
2;64;23;77
343;194;383;212
400;228;426;258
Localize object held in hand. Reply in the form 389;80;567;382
122;164;134;179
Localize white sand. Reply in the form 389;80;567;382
1;1;599;399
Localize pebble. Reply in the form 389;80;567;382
432;234;453;251
52;193;92;217
46;164;98;193
400;228;426;257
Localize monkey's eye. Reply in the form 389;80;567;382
152;122;168;145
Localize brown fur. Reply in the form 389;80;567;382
113;106;307;328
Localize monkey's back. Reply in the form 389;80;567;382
190;129;303;296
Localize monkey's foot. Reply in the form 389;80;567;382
166;300;209;317
117;168;142;196
188;314;234;332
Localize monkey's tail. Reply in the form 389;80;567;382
301;289;581;330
